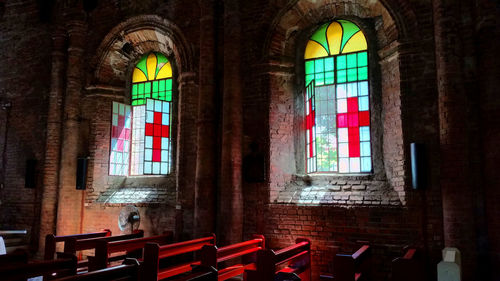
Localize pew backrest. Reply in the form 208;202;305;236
63;230;144;255
0;254;77;280
333;245;371;281
52;258;140;281
392;248;423;281
44;230;111;260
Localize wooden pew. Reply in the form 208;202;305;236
142;234;216;281
0;249;29;266
0;254;77;280
45;230;112;260
89;231;173;271
320;244;371;281
247;238;311;281
391;247;423;281
200;235;265;281
53;258;140;281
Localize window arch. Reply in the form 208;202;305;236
109;52;174;176
304;20;371;173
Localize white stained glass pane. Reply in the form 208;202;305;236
347;82;357;97
146;99;154;110
338;128;348;142
162;113;169;125
110;151;116;163
113;102;119;113
164;102;170;114
123;153;129;162
161;150;169;161
360;126;370;141
146;111;154;123
145;149;152;161
155;100;162;112
124;141;129;152
144;161;152;174
161;137;169;149
161;163;169;174
109;163;115;175
361;157;372;172
116;164;122;175
145;136;153;149
337;98;347;113
339;158;349;173
359;96;369;111
112;114;118;126
361;141;371;157
339;143;349;157
350;157;361;173
123;165;129;175
116;152;122;163
336;84;347;98
119;104;125;115
358;81;369;96
152;162;161;174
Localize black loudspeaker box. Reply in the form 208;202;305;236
410;143;427;190
25;159;37;188
76;157;88;190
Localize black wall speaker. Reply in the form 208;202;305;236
76;157;88;190
411;143;427;190
25;159;37;188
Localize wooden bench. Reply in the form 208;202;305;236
89;231;173;271
45;230;112;260
0;249;29;266
200;235;265;281
320;244;371;281
0;254;77;280
142;234;216;281
391;247;423;281
53;258;140;281
247;238;311;281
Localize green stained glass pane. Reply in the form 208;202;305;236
159;80;165;92
132;100;139;106
315;73;324;86
152;81;158;93
165;79;172;91
145;82;152;94
310;23;330;54
166;91;172;102
358;52;368;67
347;68;357;82
337;70;347;83
338;20;361;53
152;92;159;100
337;55;347;70
306;74;314;86
138;83;144;94
325;71;335;85
358;67;368;80
324;57;334;71
314;58;324;73
347;54;357;68
136;55;148;80
305;60;315;75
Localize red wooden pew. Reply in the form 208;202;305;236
89;231;173;271
0;254;77;280
142;234;216;281
320;244;371;281
44;229;111;260
247;238;311;281
391;247;423;281
200;235;265;281
53;258;140;281
63;230;144;270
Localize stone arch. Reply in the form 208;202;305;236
89;14;194;87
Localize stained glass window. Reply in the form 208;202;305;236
304;20;372;173
110;52;173;176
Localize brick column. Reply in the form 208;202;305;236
433;0;481;279
55;17;87;236
176;72;198;237
218;0;243;245
194;0;217;237
38;28;67;254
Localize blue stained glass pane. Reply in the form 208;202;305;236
162;113;169;125
146;99;154;110
315;73;325;86
359;96;369;111
337;55;347;70
315;58;324;73
360;126;370;141
358;81;369;96
153;162;160;174
111;139;118;150
155;100;162;112
146;111;154;123
347;82;357;97
162;137;169;148
325;72;335;85
145;136;153;148
144;161;152;174
164;102;170;114
361;157;372;172
361;141;371;156
337;70;346;83
324;57;334;71
161;163;168;174
161;150;168;160
145;149;152;161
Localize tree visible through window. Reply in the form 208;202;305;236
109;52;173;176
304;20;371;173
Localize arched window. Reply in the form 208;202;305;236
109;52;173;176
304;20;371;173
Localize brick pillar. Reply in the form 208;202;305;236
38;28;67;254
55;17;87;236
218;0;243;245
194;0;217;237
433;0;481;279
176;72;198;237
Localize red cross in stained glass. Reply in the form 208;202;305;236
145;112;169;162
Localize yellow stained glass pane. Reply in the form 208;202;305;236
341;31;367;54
156;61;172;79
146;53;158;81
132;67;147;83
304;40;329;59
327;21;342;55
